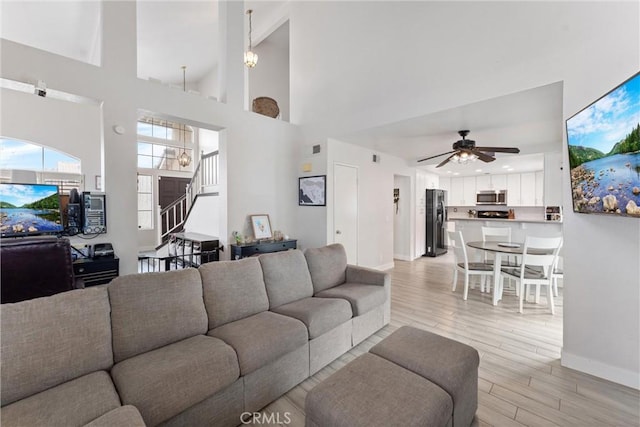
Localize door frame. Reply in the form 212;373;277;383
333;162;359;265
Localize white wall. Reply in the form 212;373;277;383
544;151;563;206
184;194;220;238
326;138;417;269
199;128;219;154
249;21;290;122
393;175;411;260
296;140;328;251
0;88;101;189
196;66;219;101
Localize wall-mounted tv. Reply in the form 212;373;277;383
0;183;64;237
566;71;640;217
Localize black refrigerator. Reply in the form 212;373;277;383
425;189;447;257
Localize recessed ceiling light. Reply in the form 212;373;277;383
453;172;460;176
475;169;482;173
502;165;510;169
508;168;514;172
446;171;452;174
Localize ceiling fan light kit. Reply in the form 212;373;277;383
418;130;521;167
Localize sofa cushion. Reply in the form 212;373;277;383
272;297;352;339
0;371;121;427
83;406;146;427
111;335;239;427
315;283;387;316
108;268;208;362
199;257;269;328
208;311;308;375
259;250;314;308
1;287;113;406
304;244;348;293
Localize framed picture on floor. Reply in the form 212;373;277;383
250;214;273;240
299;175;326;206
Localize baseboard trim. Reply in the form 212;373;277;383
393;254;412;261
375;262;395;271
561;349;640;390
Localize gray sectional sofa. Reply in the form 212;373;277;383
1;244;390;427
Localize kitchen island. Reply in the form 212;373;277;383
446;217;563;244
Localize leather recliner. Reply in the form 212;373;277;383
1;237;83;304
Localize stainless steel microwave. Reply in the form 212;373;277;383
476;190;507;205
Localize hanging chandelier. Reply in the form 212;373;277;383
178;65;191;167
244;9;258;68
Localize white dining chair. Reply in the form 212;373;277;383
500;236;563;314
551;244;563;297
526;240;564;302
481;226;515;293
448;231;493;300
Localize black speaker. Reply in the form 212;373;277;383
67;189;82;235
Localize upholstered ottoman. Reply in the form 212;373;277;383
370;326;479;427
305;352;453;427
305;326;479;427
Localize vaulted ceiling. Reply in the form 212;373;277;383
1;0;570;176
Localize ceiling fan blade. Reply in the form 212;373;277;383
435;153;457;168
466;149;495;163
475;146;520;154
417;150;456;163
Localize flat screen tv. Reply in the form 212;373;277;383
0;183;64;237
566;71;640;217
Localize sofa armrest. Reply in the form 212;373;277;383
346;265;390;287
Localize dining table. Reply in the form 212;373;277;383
466;241;549;306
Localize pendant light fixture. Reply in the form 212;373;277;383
244;9;258;68
178;65;191;167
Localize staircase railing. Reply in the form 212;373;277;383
186;150;218;213
157;150;219;245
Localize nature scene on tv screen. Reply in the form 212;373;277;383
567;72;640;217
0;184;63;236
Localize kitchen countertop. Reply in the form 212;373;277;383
447;217;562;224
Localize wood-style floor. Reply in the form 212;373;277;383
262;253;640;426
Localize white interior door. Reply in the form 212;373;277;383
334;164;358;264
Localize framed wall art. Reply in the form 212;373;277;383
250;214;273;240
299;175;326;206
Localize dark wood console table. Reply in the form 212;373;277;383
230;239;297;260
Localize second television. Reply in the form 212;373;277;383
566;71;640;217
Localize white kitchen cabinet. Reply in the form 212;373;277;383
439;177;451;205
475;175;491;191
507;174;521;206
491;174;507;190
535;171;544;206
450;177;464;205
463;177;476;206
520;172;536;206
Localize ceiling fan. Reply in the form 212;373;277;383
417;130;520;168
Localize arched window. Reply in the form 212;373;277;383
0;138;82;193
0;138;81;172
